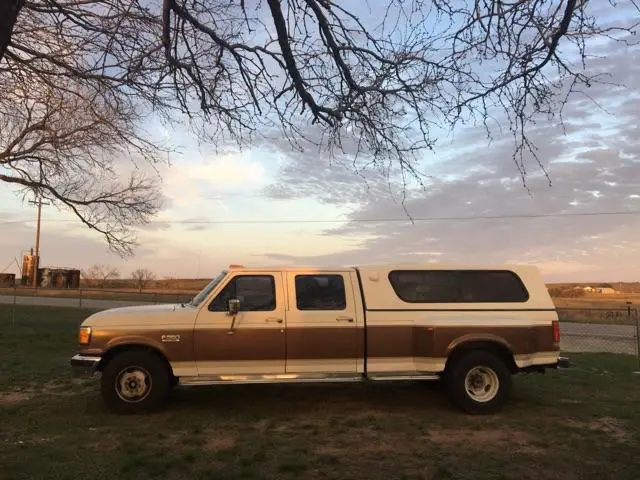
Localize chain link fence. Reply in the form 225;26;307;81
0;286;193;310
557;306;640;361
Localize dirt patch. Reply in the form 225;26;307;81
0;391;32;405
316;439;401;457
567;417;629;442
425;428;545;454
204;435;236;453
0;381;80;405
85;431;120;452
558;399;583;405
427;427;530;445
254;419;271;432
30;436;59;445
39;381;80;395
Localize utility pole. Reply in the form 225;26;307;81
28;195;49;287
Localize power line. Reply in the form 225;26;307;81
2;209;640;225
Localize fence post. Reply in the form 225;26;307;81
12;286;16;326
635;307;640;373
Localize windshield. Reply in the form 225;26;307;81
189;270;228;307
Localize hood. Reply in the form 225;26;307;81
82;302;197;328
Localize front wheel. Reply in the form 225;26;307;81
100;350;171;414
444;350;512;414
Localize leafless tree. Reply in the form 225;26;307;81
82;263;121;287
1;0;639;230
0;75;163;254
1;2;165;254
132;268;157;292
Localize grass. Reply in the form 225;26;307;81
1;306;640;480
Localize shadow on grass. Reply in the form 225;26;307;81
167;380;452;415
66;379;457;421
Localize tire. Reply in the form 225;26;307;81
100;350;171;414
444;350;512;414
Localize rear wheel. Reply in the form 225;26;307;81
445;350;512;414
100;350;171;414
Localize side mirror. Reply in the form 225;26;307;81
228;299;240;315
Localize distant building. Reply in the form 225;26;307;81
0;273;15;287
595;287;616;295
582;286;595;292
37;267;81;289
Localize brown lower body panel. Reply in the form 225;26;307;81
367;325;556;359
84;325;556;368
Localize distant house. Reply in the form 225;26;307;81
595;287;616;295
582;286;595;292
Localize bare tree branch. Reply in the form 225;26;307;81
0;0;638;237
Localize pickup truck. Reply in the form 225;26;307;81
71;263;568;414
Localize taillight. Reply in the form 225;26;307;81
552;320;560;343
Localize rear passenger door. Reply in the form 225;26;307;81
285;272;362;374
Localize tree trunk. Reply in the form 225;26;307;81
0;0;24;62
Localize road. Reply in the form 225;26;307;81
0;295;637;355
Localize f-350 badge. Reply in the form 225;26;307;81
161;334;181;343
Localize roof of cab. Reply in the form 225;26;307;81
226;263;540;273
226;264;356;272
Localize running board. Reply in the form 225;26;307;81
179;373;363;386
367;373;440;381
178;372;440;386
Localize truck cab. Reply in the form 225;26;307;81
71;263;567;414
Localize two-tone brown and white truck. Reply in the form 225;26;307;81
70;263;568;414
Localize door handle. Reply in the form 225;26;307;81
336;316;354;323
265;318;283;324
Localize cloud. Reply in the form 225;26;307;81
157;152;267;212
256;39;640;282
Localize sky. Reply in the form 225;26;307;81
1;3;640;283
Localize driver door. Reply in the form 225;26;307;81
194;272;286;375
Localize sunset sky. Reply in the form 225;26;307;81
1;5;639;284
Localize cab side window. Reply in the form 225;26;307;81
208;275;276;311
295;275;346;310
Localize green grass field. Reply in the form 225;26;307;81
1;305;640;480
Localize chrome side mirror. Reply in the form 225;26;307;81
228;298;240;315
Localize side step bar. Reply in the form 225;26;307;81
368;373;440;381
179;372;441;386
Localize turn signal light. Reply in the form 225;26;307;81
78;326;92;345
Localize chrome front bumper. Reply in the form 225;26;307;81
70;354;101;376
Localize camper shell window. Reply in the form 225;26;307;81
388;270;530;303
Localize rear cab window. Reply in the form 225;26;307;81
294;274;347;310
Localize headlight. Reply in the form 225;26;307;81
78;326;92;345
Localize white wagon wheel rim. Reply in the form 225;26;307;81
464;366;500;403
115;366;152;403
